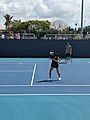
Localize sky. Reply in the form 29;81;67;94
0;0;90;29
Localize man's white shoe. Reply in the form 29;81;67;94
59;77;61;80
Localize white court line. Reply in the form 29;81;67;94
0;62;89;65
33;85;90;87
0;70;32;72
0;84;90;87
0;62;34;64
30;63;37;86
0;94;90;96
0;85;31;87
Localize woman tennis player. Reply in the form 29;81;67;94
49;50;61;80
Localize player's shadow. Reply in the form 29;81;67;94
37;79;62;83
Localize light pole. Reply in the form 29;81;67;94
81;0;84;39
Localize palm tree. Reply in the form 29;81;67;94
3;14;13;30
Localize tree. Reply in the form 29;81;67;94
3;14;13;30
11;19;28;33
51;20;68;34
27;20;51;39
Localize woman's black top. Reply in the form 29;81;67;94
51;55;59;68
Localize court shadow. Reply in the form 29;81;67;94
37;79;61;83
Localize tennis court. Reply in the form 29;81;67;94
0;58;90;120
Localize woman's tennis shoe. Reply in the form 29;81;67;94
59;77;62;80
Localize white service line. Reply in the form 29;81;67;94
33;84;90;87
30;63;37;86
0;62;34;64
0;70;32;72
0;84;90;87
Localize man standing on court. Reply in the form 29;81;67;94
65;42;72;63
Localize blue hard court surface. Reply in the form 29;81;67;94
0;58;90;94
0;58;90;120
